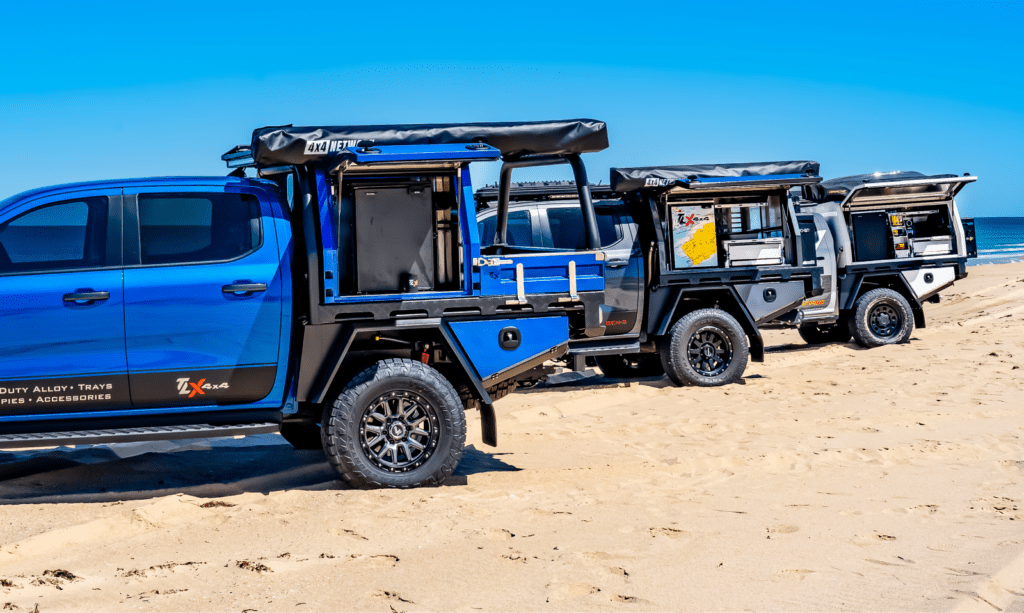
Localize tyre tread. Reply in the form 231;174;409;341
321;358;466;489
849;288;914;348
662;308;749;387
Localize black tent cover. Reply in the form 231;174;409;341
801;171;961;202
610;161;820;192
249;119;608;167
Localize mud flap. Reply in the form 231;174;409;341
480;403;497;447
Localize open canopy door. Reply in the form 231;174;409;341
839;174;977;210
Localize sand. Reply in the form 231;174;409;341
1;262;1023;612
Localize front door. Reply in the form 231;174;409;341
0;190;130;416
122;187;282;408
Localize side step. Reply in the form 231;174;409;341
0;422;280;450
567;337;641;356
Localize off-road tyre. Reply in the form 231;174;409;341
456;379;517;410
596;354;665;379
849;288;914;347
660;309;749;387
280;422;324;450
798;323;852;345
487;379;517;402
321;359;466;489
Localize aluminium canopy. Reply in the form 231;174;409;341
247;119;609;167
801;171;974;206
610;161;820;192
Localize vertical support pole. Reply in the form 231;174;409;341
496;163;514;248
572;354;587;372
567;153;601;250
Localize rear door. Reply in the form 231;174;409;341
0;189;130;415
477;205;539;248
122;186;282;408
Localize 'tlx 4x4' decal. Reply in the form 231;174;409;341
176;377;230;398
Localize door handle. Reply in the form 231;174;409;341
222;283;267;294
606;258;630;268
63;291;110;303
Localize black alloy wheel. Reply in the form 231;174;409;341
849;288;915;347
660;308;749;387
359;390;439;473
868;304;902;339
687;326;733;377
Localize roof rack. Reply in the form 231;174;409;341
474;181;617;208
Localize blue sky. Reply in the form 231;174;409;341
1;1;1021;216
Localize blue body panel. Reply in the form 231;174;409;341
447;316;568;380
315;169;340;301
687;173;806;185
478;252;605;297
0;269;128;381
1;185;126;386
0;177;294;423
461;172;482;292
122;184;282;372
340;143;500;164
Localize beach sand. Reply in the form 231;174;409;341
1;262;1022;612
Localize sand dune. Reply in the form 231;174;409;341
2;263;1023;611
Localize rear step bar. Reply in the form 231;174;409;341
0;422;280;450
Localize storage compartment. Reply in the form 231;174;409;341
851;211;894;261
911;236;953;256
665;193;791;269
724;238;784;267
849;205;954;262
353;181;435;293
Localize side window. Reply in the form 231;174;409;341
0;197;108;274
547;206;620;250
137;193;261;266
477;210;533;248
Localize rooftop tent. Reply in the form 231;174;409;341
241;119;609;168
609;161;821;192
220;119;611;255
802;171;975;207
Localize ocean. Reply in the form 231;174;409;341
971;217;1024;266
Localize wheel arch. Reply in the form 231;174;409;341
844;273;925;329
299;323;492;406
297;321;496;446
653;286;764;363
